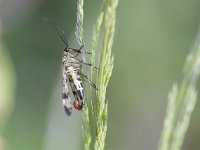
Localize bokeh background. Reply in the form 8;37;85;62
0;0;200;150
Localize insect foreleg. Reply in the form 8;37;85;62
65;45;91;55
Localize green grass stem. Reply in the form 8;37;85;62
75;1;91;150
158;31;200;150
75;0;118;149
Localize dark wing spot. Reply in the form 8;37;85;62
62;93;69;99
68;77;73;82
64;106;72;116
76;74;81;81
77;77;81;81
77;90;84;100
80;83;83;87
72;91;76;95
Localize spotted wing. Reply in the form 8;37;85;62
62;62;72;116
67;67;84;110
67;73;79;104
73;71;84;109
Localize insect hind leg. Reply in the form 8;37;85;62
80;73;98;90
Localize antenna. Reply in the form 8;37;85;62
43;18;69;48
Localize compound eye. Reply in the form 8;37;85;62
64;47;70;52
73;100;79;110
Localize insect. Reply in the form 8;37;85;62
43;18;96;116
62;45;85;115
62;44;97;115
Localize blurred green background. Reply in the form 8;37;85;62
0;0;200;150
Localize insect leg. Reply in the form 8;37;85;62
79;45;92;55
66;45;91;55
80;73;97;90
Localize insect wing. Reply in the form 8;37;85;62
67;67;84;110
73;71;84;109
62;63;72;115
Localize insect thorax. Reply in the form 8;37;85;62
63;52;82;70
